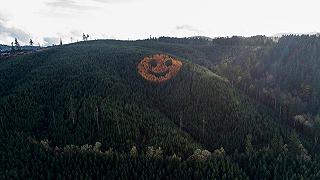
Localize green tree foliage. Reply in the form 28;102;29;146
314;115;320;146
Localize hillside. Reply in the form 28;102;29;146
1;39;320;179
0;44;10;52
136;36;320;140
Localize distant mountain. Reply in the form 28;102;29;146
0;44;10;52
189;36;213;41
273;32;320;37
0;44;41;53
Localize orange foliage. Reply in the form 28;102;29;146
137;54;183;83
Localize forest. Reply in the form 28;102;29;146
1;36;320;179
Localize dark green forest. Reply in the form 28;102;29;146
1;36;320;179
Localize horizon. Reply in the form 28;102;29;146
1;33;320;47
1;0;320;46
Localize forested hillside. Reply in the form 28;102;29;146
138;35;320;144
1;38;320;179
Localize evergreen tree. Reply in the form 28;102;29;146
314;115;320;146
14;38;20;50
29;39;34;46
245;134;253;155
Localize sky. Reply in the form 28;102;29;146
0;0;320;46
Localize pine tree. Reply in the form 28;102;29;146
11;42;14;52
314;114;320;146
29;39;34;46
14;38;21;50
245;134;253;155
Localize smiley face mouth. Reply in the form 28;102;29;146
148;70;169;78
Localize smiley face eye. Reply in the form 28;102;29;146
164;59;172;67
149;59;158;67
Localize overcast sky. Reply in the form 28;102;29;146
0;0;320;45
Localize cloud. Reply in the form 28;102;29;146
176;25;201;33
45;0;134;10
0;13;7;22
91;0;134;3
42;0;137;18
70;30;82;37
0;16;31;44
40;0;102;18
46;0;100;11
43;37;60;46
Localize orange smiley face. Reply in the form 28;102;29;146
138;54;182;83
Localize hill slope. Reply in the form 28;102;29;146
1;40;320;179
